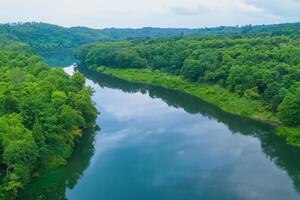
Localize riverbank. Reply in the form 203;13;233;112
95;66;300;147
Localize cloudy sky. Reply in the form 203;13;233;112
0;0;299;28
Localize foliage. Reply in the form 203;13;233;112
278;87;300;126
1;21;300;53
0;22;107;52
276;126;300;147
0;43;97;199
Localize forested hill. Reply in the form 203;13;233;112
1;22;300;52
100;22;300;39
0;23;107;52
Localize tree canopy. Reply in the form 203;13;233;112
0;42;97;199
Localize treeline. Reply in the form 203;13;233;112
0;23;107;52
0;42;97;199
1;22;300;52
76;35;300;127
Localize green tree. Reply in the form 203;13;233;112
278;88;300;126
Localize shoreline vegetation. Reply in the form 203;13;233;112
0;40;97;199
94;66;300;147
75;29;300;149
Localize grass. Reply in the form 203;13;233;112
99;67;277;122
276;126;300;147
96;66;300;147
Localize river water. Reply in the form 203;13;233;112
19;65;300;200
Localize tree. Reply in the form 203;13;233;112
0;41;97;198
278;87;300;126
71;72;85;91
3;139;38;170
60;105;84;130
32;117;45;149
51;91;67;108
180;59;204;81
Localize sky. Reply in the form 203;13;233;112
0;0;299;28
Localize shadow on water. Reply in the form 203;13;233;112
18;129;97;200
79;67;300;194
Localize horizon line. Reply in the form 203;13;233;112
1;21;299;30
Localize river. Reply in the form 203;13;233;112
19;65;300;200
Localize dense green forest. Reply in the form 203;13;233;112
1;21;299;66
0;40;97;199
76;29;300;145
100;22;300;39
0;23;107;52
1;22;299;52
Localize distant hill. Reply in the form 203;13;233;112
0;22;107;52
1;22;300;50
99;22;300;39
0;21;299;66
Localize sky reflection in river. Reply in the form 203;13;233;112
65;68;300;200
19;66;300;200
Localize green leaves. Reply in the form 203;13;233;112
3;140;39;169
0;46;96;198
278;88;300;126
0;114;38;198
51;91;67;108
60;105;84;130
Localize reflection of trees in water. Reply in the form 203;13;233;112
80;67;300;193
18;128;96;200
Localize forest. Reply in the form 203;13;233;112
76;31;300;145
1;22;299;53
0;39;97;199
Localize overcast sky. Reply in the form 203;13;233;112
0;0;299;28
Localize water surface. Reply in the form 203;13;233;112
19;66;300;200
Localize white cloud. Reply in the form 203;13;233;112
245;0;300;18
0;0;298;28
